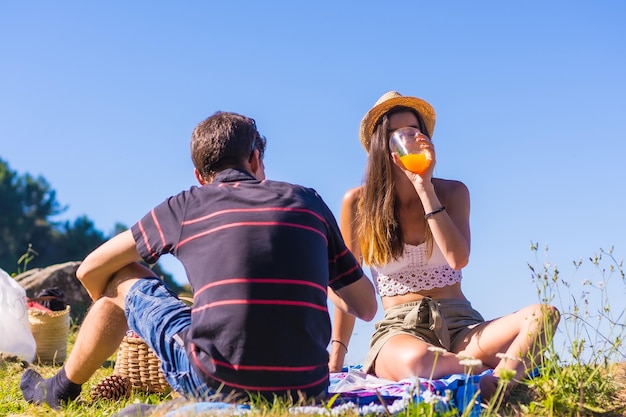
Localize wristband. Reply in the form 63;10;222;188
331;339;348;353
424;206;446;219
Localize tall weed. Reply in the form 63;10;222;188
524;244;625;416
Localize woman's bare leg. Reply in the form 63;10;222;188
374;304;559;401
374;334;487;381
460;304;560;377
458;303;560;399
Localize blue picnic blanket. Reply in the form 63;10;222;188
114;367;488;417
323;367;485;416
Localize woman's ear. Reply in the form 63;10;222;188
194;168;209;185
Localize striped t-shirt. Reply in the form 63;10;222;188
131;168;364;400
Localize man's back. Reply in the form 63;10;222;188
132;168;364;399
20;111;375;410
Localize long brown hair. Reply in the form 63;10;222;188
355;106;433;266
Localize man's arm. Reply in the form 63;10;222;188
76;229;143;300
329;276;376;322
329;187;376;371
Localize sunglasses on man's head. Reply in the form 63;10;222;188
248;135;258;162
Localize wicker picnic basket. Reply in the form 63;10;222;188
28;305;71;364
113;333;171;393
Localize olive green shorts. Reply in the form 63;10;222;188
363;298;485;374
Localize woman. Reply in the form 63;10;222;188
330;91;560;399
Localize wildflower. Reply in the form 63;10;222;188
495;352;521;362
427;346;447;354
427;346;448;381
458;358;483;368
421;390;437;403
496;368;517;383
420;389;449;406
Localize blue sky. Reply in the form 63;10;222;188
2;1;625;365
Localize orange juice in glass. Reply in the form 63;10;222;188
389;127;431;175
399;153;429;174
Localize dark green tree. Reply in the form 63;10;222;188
0;157;188;294
50;216;107;263
0;157;64;271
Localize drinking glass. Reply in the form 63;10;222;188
388;127;431;174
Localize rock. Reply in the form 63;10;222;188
14;261;91;324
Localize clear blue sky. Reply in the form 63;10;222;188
2;1;625;365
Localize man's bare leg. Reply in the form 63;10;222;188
20;263;153;408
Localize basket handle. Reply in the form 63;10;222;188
28;295;60;303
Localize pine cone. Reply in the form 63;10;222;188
91;374;132;401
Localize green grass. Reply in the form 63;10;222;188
2;245;626;416
0;326;174;417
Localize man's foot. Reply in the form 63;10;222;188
20;368;82;409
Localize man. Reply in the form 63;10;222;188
21;111;377;408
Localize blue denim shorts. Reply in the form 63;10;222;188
125;277;215;399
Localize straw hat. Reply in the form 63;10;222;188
359;91;436;151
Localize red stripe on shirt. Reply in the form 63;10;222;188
136;220;155;259
211;358;325;372
150;209;167;249
177;221;327;248
206;373;328;392
192;299;328;313
195;278;327;298
329;264;361;285
330;247;350;264
190;346;328;392
181;207;327;227
217;182;241;188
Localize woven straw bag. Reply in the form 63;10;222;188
113;334;171;393
28;305;71;364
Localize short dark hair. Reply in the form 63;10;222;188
191;111;267;179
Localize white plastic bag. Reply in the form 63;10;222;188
0;267;36;362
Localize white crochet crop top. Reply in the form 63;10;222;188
370;243;462;296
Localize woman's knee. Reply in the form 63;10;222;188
534;303;560;323
523;303;560;334
375;338;432;379
542;304;560;332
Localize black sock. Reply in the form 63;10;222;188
20;367;82;409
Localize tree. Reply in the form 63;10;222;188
0;157;188;294
0;157;65;271
50;216;107;263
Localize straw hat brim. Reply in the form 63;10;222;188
359;93;436;151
